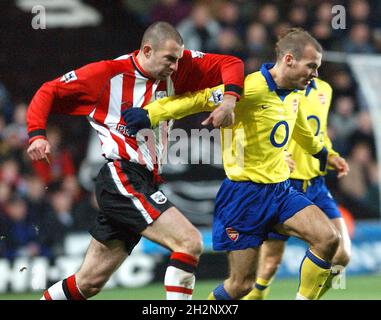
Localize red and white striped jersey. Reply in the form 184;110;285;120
27;50;244;177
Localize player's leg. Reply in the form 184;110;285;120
41;238;129;300
243;239;286;300
209;248;259;300
141;206;203;300
318;217;351;299
276;204;340;299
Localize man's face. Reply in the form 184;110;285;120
145;39;184;80
284;45;322;90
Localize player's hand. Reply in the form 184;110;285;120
328;155;350;178
285;150;296;173
122;107;151;136
27;138;51;163
201;94;237;128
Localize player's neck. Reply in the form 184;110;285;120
136;51;152;77
270;63;293;90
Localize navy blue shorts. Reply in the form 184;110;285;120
213;179;313;250
268;176;342;241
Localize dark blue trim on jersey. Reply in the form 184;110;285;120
260;63;297;101
305;79;317;96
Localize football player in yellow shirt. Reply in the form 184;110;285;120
243;78;351;300
123;28;347;300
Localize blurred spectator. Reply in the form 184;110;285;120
339;142;370;199
39;185;75;256
257;3;279;30
246;22;272;59
32;126;76;186
0;83;14;123
177;3;221;51
23;174;49;223
348;111;376;159
341;23;376;54
149;0;192;26
214;28;245;59
329;95;358;155
288;5;309;29
330;68;357;98
215;1;244;35
72;190;99;232
1;196;47;258
348;0;371;25
0;157;26;194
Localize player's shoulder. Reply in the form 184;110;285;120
315;78;333;94
244;71;268;93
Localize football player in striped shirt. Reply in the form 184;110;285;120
27;21;244;300
124;28;348;300
243;77;351;300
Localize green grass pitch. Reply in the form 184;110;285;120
0;274;380;300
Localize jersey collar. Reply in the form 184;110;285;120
305;78;317;96
131;50;155;79
260;63;297;101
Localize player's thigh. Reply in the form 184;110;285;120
226;248;259;282
77;238;128;282
259;239;286;261
141;206;201;253
275;204;338;245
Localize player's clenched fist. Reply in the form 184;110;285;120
27;138;51;162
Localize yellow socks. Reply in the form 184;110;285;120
242;277;273;300
297;249;331;300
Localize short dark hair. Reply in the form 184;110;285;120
275;28;322;60
140;21;183;50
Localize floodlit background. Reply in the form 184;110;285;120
0;0;380;299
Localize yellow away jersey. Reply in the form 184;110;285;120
288;78;339;180
146;63;324;183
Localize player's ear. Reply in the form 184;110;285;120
142;44;153;59
284;53;294;67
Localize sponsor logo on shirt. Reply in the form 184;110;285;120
190;50;205;58
209;88;224;106
150;191;167;204
60;70;77;83
155;91;168;100
226;227;239;241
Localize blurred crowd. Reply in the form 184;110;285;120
0;0;380;259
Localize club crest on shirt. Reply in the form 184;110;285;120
226;227;239;241
155;91;168;100
318;93;326;105
60;70;77;83
150;191;167;204
292;98;299;113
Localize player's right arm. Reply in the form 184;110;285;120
27;60;121;161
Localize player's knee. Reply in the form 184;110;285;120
178;228;203;258
320;229;341;259
333;248;351;267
